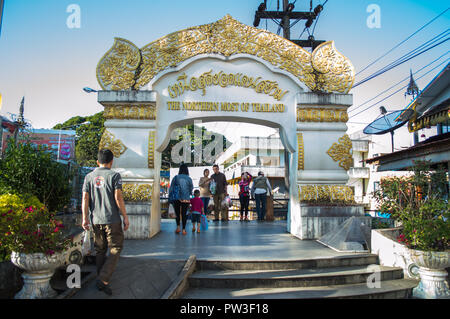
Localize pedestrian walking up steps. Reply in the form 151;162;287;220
182;254;419;299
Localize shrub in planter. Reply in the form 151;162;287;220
0;194;45;262
371;217;393;230
373;160;449;298
0;194;76;298
373;160;449;251
0;194;74;258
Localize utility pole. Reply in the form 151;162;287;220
282;0;291;40
253;0;326;50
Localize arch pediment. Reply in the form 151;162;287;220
96;15;354;93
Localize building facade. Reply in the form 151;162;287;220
215;134;288;199
366;63;449;172
348;131;411;215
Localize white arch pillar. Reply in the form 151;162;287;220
98;90;160;239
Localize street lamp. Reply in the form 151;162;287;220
83;87;97;93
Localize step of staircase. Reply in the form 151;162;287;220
189;265;404;289
182;279;419;299
195;254;379;271
181;254;419;299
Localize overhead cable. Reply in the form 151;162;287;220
357;29;449;83
353;32;449;88
349;59;450;119
348;51;450;113
356;7;449;76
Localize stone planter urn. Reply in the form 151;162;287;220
10;251;64;299
409;249;450;299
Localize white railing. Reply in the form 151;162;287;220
240;165;285;177
348;167;370;178
225;165;286;179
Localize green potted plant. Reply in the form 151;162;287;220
373;160;449;299
0;141;76;299
0;193;74;299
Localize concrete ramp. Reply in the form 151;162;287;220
317;217;371;253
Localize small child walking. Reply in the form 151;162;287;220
190;190;204;233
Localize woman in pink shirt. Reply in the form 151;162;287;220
238;172;252;221
190;189;204;233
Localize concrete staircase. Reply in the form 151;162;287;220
182;254;419;299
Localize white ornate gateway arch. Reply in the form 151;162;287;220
95;15;366;240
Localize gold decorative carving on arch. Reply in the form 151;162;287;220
148;131;155;169
96;15;355;93
99;130;128;158
96;38;141;91
297;107;349;123
297;133;304;170
122;183;153;202
298;184;355;203
103;105;156;120
326;134;353;171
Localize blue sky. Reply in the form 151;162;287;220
0;0;448;144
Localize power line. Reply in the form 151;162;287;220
348;51;450;114
375;29;450;73
311;0;328;36
350;59;449;119
353;29;449;87
311;11;321;35
297;0;329;39
298;26;307;39
349;59;450;119
353;32;449;88
356;7;450;77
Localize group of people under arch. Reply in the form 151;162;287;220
168;163;272;235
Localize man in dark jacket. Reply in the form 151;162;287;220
211;164;228;221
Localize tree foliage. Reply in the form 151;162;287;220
0;141;73;212
54;113;229;169
53;112;105;167
161;125;229;169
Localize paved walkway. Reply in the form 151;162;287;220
121;219;353;261
71;219;362;299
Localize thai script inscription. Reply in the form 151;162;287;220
168;70;289;101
